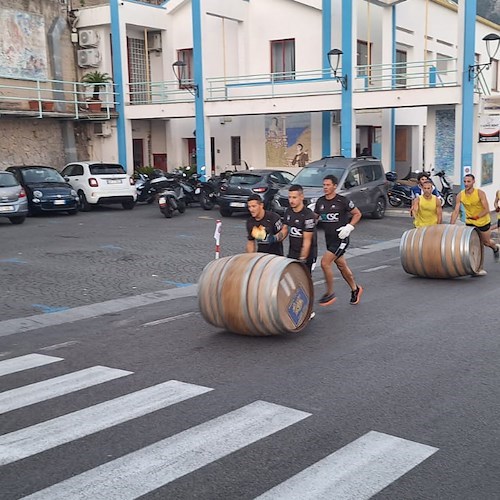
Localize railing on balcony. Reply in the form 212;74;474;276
0;77;116;119
126;79;195;105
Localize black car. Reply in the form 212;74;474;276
273;156;388;219
7;166;79;215
217;169;294;217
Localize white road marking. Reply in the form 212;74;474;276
23;401;311;500
255;430;438;500
361;265;390;273
346;238;400;257
0;366;132;415
39;341;80;351
0;380;213;466
0;354;62;377
142;311;200;327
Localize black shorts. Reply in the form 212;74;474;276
466;223;491;232
325;235;349;258
288;254;316;275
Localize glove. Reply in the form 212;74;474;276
266;234;277;244
337;223;354;240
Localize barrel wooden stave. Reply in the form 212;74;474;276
400;225;483;278
198;253;313;336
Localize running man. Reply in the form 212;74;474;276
450;174;499;273
314;175;363;306
246;194;285;256
494;188;500;242
411;180;443;227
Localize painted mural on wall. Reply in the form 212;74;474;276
480;152;494;186
435;109;455;176
265;114;311;168
0;9;47;80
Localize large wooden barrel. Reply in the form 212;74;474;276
198;253;313;336
400;225;483;278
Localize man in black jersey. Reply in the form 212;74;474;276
246;194;285;255
314;175;363;306
282;184;317;272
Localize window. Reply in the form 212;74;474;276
357;40;372;78
395;49;407;88
344;168;362;189
271;39;295;80
176;48;194;90
89;164;125;175
491;59;499;92
231;136;241;166
63;165;83;176
127;37;148;103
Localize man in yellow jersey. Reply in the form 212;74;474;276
450;174;500;273
494;188;500;242
411;180;442;227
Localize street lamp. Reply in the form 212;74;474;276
172;60;198;97
468;33;500;81
327;48;348;90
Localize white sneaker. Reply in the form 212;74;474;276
309;311;316;320
474;269;488;276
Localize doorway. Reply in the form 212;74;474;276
133;139;144;169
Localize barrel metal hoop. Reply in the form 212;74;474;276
449;225;459;276
198;259;223;327
440;224;452;276
459;227;470;274
216;255;240;330
400;230;409;271
406;229;419;274
418;226;428;277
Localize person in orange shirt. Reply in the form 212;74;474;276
450;174;500;274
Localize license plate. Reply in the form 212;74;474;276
158;197;166;206
107;179;122;184
230;202;246;208
53;200;66;205
0;205;14;212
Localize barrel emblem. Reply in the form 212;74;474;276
287;286;309;327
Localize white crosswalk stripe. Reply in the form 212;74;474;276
255;430;438;500
23;400;311;500
0;366;132;415
0;379;213;466
0;353;62;376
0;353;438;499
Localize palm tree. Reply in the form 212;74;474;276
81;71;112;101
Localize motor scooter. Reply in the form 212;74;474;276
157;177;186;218
386;172;416;207
180;173;216;210
432;170;455;207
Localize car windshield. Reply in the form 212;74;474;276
228;174;262;186
0;173;18;188
21;168;65;184
292;167;345;187
89;164;126;175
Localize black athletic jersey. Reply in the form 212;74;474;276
283;206;317;260
314;194;356;237
246;210;284;256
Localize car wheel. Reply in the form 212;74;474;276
371;197;386;219
67;209;78;216
78;191;91;212
219;207;232;217
122;201;136;210
8;216;26;225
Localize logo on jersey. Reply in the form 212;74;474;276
290;226;303;237
320;212;339;222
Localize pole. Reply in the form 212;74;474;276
214;219;222;259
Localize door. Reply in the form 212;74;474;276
153;154;167;171
187;138;196;170
133;139;144;169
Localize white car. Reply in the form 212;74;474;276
62;162;137;211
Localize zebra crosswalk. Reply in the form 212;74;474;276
0;353;438;499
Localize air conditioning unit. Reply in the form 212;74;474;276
147;32;162;52
79;29;100;48
78;49;101;68
93;122;112;137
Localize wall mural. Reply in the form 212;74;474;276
435;109;455;176
0;9;47;80
265;113;311;168
480;152;493;186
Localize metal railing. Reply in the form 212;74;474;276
126;79;195;104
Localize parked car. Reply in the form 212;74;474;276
0;171;29;224
273;156;388;219
6;166;79;216
61;162;137;211
217;169;295;217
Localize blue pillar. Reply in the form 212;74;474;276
391;5;396;172
110;0;127;170
192;0;207;180
460;0;477;187
341;0;353;157
322;0;332;157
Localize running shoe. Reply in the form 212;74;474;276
350;285;363;305
474;269;488;276
318;293;337;306
309;311;316;320
494;244;500;263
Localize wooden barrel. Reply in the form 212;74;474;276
400;225;483;278
198;253;313;336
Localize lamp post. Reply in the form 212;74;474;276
468;33;500;82
172;60;199;97
327;49;348;90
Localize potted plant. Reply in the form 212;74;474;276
81;71;112;112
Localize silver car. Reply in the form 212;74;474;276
0;171;28;224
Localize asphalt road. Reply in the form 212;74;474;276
0;203;499;499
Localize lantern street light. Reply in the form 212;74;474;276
468;33;500;81
327;48;348;90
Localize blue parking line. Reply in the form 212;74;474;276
0;258;28;264
164;280;195;288
32;304;70;314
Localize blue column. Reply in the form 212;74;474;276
391;5;396;172
110;0;128;170
341;0;353;157
192;0;207;180
460;0;477;186
322;0;332;157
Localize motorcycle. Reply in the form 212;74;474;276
157;177;186;218
432;170;455;207
179;173;216;210
135;172;171;204
386;172;416;208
